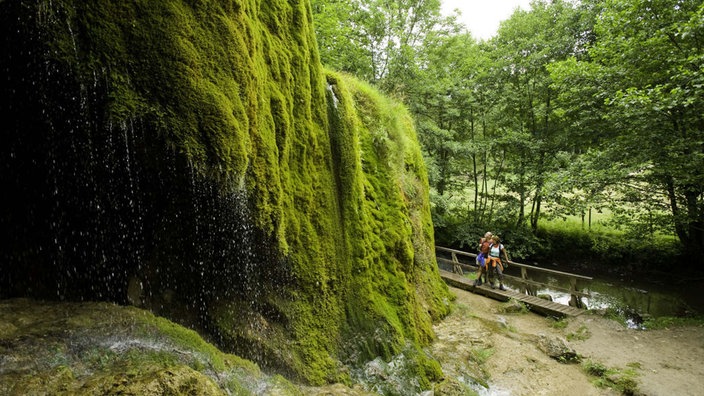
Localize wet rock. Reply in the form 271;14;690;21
0;299;306;395
81;366;223;395
433;377;472;395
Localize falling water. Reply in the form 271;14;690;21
0;2;291;365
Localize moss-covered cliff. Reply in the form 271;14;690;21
0;0;451;387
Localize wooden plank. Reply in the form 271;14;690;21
438;269;586;317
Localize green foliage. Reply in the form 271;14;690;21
549;0;704;261
582;359;608;377
582;359;641;395
547;317;569;329
566;325;592;341
467;347;495;365
594;307;629;328
311;0;451;90
434;209;541;260
642;315;704;330
537;220;682;269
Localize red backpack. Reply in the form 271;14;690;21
480;240;491;254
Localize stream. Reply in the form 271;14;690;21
438;259;703;328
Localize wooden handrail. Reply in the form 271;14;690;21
436;245;593;306
435;246;592;280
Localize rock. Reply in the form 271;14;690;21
126;276;143;306
496;316;510;329
433;377;473;395
498;299;527;313
81;366;223;396
536;334;580;363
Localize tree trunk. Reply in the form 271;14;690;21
665;175;688;244
531;185;542;232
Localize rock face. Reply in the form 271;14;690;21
0;0;451;386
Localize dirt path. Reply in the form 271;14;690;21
429;286;704;396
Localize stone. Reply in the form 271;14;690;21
536;334;580;363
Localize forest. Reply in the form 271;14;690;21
311;0;704;270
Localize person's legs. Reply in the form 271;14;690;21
474;254;485;286
487;258;496;288
474;264;484;286
496;261;505;290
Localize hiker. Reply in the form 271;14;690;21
474;232;492;286
486;235;510;291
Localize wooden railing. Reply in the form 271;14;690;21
435;246;593;307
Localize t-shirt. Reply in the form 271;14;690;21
489;243;503;258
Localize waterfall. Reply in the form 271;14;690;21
0;1;280;331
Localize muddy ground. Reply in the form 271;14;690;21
428;286;704;396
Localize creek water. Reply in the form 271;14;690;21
438;259;702;328
505;267;700;327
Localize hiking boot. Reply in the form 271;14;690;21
499;285;506;291
490;283;496;289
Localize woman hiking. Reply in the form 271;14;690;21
486;235;510;291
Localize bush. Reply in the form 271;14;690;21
535;221;682;273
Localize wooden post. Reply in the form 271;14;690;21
568;276;584;308
521;266;537;296
452;252;463;276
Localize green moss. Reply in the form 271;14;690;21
0;300;304;395
23;0;452;387
323;71;451;383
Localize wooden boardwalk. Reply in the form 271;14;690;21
439;269;586;317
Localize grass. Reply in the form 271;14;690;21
582;360;641;395
566;324;591;341
467;347;494;365
582;359;641;395
547;317;569;329
642;315;704;330
540;210;616;234
536;218;681;273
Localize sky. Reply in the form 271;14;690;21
440;0;533;40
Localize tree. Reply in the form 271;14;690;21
311;0;447;92
481;0;588;231
311;0;375;79
550;0;704;261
